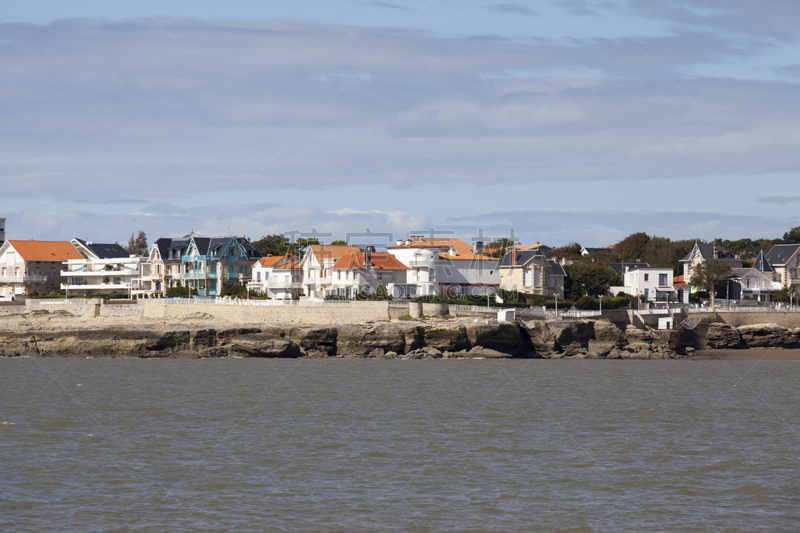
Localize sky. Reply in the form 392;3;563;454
1;0;799;249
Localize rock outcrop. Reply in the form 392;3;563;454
0;318;685;359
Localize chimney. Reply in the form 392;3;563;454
511;248;517;265
474;241;484;255
713;241;718;259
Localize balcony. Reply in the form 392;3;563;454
62;268;138;277
182;254;214;262
0;275;48;283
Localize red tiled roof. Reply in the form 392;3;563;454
8;240;81;261
333;252;410;270
255;255;289;267
387;237;473;253
275;260;301;270
309;245;361;260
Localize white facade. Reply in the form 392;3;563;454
610;267;676;300
248;256;303;299
386;238;500;298
61;239;142;296
386;247;437;297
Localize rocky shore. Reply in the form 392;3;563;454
0;310;687;359
689;321;800;350
3;308;796;359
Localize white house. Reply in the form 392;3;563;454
610;266;676;301
765;244;800;292
0;240;81;298
328;251;411;299
247;254;303;299
61;238;143;297
300;244;363;299
387;237;500;298
725;250;781;302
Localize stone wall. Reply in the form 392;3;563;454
143;300;395;324
691;311;800;329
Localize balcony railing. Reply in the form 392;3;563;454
0;275;48;283
62;268;138;277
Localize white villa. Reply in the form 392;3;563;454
328;250;411;299
300;244;363;299
248;255;303;299
610;266;676;301
765;244;800;292
61;238;142;297
386;237;500;298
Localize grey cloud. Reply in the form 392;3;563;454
367;1;414;11
0;17;797;208
758;196;800;205
488;4;538;17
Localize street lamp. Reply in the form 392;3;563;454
598;294;603;313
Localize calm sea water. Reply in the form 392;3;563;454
1;358;799;532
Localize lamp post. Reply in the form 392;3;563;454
598;294;603;313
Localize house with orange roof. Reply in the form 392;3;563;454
247;254;302;299
300;244;362;299
387;236;501;298
328;250;410;299
0;240;81;298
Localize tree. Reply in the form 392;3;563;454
690;260;732;311
253;234;290;256
613;232;651;261
564;264;621;300
126;231;148;255
330;239;348;245
783;226;800;244
550;242;583;261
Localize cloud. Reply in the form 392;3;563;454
366;1;413;11
0;15;797;219
2;202;432;247
488;3;538;17
758;196;800;205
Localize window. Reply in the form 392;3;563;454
644;288;649;298
644;273;649;282
659;274;668;285
338;271;341;280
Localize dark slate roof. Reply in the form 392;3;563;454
680;241;739;263
581;247;611;254
547;260;566;277
765;244;800;266
75;238;130;259
154;237;190;262
608;262;650;277
499;249;547;267
752;250;775;273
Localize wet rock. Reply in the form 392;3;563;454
704;323;743;349
737;323;796;348
547;320;595;350
464;345;513;359
190;329;216;350
336;324;406;356
518;319;556;353
465;322;520;355
227;334;304;358
421;324;470;352
593;321;624;345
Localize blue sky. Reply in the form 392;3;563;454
1;1;799;248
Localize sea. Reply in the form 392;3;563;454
1;358;799;532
